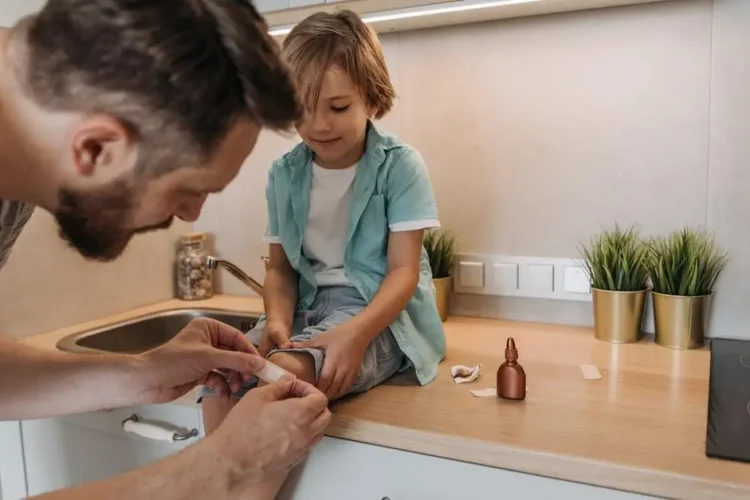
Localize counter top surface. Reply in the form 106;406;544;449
23;295;750;500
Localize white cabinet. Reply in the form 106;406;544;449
15;410;654;500
279;437;655;500
0;421;27;500
21;404;201;498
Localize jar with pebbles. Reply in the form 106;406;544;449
176;232;213;300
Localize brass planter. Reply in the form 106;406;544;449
433;276;452;322
592;288;647;343
652;292;712;350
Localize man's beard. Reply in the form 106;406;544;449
55;179;173;262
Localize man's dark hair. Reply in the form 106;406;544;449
19;0;301;176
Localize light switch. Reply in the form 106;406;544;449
459;261;484;288
563;265;591;294
526;264;554;292
493;262;518;292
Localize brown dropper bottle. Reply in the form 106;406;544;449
496;337;526;401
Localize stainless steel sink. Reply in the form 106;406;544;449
56;309;261;354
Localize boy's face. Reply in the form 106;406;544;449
296;65;372;169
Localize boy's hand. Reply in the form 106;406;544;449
292;327;368;400
259;321;293;357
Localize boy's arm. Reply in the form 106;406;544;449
345;146;440;340
260;165;298;352
342;229;424;341
263;243;298;332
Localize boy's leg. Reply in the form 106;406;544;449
200;317;279;435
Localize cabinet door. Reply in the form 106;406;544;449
279;437;655;500
0;421;27;500
22;404;201;497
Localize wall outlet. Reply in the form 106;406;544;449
458;261;484;288
453;253;592;302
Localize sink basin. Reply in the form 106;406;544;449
56;308;261;354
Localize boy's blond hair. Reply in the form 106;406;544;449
282;10;395;119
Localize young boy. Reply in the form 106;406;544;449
199;12;445;493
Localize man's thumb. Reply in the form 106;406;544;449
256;377;296;402
210;350;267;377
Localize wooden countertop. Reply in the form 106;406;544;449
23;295;750;500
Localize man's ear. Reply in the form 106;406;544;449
70;115;136;180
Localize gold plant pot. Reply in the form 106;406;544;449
652;292;712;350
433;276;453;322
592;288;647;343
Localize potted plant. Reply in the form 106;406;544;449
423;228;458;322
579;224;650;343
647;227;728;349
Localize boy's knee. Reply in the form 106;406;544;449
267;351;317;385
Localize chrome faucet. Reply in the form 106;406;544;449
206;256;267;298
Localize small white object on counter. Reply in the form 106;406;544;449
470;388;497;397
451;364;482;384
580;364;602;380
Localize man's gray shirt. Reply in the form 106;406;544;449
0;199;34;270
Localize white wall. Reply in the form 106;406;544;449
197;0;750;339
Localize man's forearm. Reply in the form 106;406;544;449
31;439;233;500
0;335;144;420
263;267;298;329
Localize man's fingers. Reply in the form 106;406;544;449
204;372;231;395
227;370;243;393
309;407;332;436
206;319;257;355
289;377;324;398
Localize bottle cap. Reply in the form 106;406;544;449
505;337;518;362
181;232;206;243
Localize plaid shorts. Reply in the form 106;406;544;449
197;285;406;402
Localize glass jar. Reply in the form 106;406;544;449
176;232;214;300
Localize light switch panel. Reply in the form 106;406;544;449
493;262;518;292
563;265;591;294
526;263;554;292
459;261;484;288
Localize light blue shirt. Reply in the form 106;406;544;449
264;122;446;385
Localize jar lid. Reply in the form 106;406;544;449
181;232;206;243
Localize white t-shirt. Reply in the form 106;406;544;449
302;162;357;286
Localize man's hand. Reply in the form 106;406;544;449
206;377;331;489
258;321;293;357
292;326;368;400
133;317;264;404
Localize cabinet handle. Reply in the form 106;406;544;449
122;414;199;442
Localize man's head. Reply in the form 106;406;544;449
282;10;395;169
6;0;301;260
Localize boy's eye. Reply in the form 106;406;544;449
331;105;350;113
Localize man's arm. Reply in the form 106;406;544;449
31;378;331;500
0;336;144;420
31;440;230;500
0;317;270;421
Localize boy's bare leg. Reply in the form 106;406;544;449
246;351;318;499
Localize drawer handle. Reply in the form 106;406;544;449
122;414;198;442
